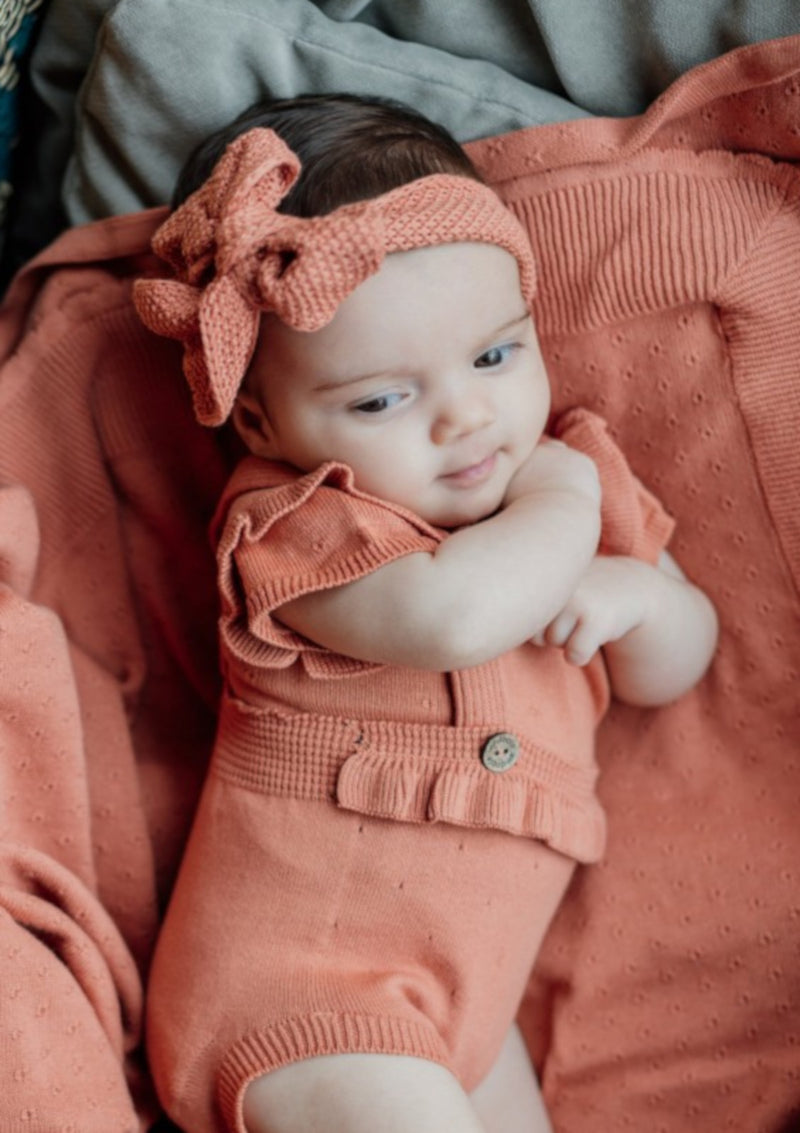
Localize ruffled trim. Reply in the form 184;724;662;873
555;406;675;563
337;747;604;862
213;459;442;677
212;695;606;865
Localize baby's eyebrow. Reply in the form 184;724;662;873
312;369;397;393
487;311;531;338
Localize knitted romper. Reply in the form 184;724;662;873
145;409;673;1133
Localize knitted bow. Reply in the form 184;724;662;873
133;127;537;426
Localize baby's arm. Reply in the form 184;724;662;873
539;551;718;706
276;439;601;671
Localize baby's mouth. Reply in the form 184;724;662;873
440;452;498;488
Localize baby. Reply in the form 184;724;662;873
134;94;717;1133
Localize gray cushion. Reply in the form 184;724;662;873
61;0;587;223
11;0;800;251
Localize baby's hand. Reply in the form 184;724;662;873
504;437;601;510
533;556;652;666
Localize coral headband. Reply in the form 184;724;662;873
134;127;537;426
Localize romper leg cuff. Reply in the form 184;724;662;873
217;1010;451;1131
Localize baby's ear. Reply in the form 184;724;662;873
231;391;281;459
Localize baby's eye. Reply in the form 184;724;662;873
474;343;518;369
351;392;405;415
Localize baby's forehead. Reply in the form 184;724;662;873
384;239;526;275
319;240;528;321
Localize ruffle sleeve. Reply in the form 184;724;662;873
214;459;443;678
553;407;675;563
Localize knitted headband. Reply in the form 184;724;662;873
133;127;537;426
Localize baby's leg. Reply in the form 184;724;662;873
243;1053;486;1133
470;1023;553;1133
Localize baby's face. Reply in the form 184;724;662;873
239;242;550;528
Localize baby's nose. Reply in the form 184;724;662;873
432;389;495;445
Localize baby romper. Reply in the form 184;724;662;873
146;409;673;1133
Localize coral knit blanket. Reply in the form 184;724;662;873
0;34;799;1133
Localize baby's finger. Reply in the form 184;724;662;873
545;609;579;648
563;620;602;666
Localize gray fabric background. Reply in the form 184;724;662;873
7;0;800;270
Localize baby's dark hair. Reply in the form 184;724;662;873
173;92;481;216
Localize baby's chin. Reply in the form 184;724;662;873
422;490;507;530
